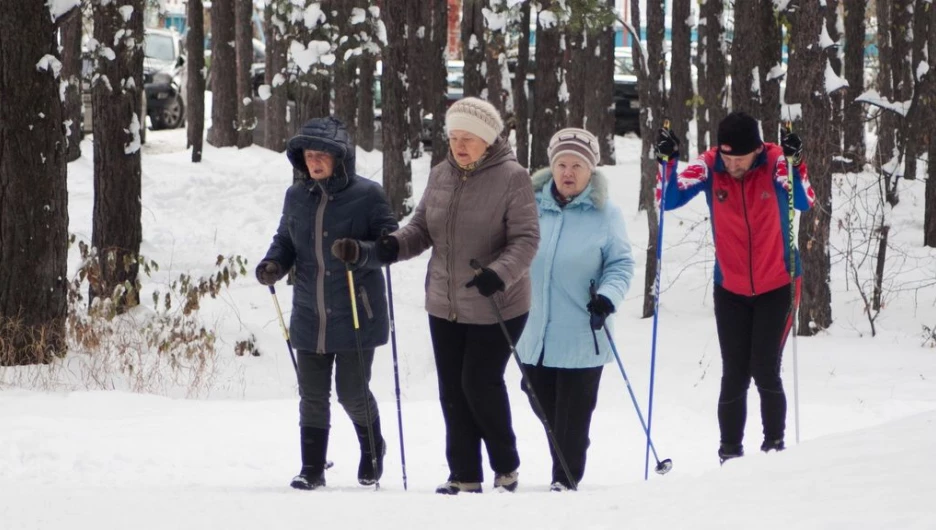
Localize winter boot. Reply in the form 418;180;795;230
550;481;572;492
353;418;385;486
760;439;785;453
717;443;744;465
493;470;519;492
290;426;329;490
435;480;483;495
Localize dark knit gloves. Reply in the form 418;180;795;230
655;128;680;162
255;260;283;286
781;130;803;167
466;267;505;297
331;238;360;264
587;294;615;331
376;234;400;264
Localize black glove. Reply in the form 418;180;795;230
376;234;400;264
466;267;505;297
331;238;360;264
655;128;680;162
587;294;615;331
255;260;282;286
781;131;803;167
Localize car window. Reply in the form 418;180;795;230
144;34;176;62
615;55;635;77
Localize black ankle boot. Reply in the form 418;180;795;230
353;418;385;485
718;443;744;465
291;426;329;490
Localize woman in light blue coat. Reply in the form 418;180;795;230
516;128;635;491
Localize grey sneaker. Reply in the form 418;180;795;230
435;480;482;495
493;470;518;492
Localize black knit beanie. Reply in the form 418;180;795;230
717;111;762;156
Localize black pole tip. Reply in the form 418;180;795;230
268;285;276;294
655;458;673;475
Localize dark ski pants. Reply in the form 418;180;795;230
522;361;603;487
713;280;799;448
296;349;379;430
428;313;527;483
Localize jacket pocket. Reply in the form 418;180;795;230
358;286;375;321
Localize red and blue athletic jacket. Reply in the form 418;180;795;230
657;143;815;296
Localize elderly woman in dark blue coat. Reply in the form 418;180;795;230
256;116;398;490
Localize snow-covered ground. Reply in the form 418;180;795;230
2;124;935;529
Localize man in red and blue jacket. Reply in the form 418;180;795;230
656;111;815;463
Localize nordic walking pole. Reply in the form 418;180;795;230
269;285;299;374
470;259;578;491
783;121;801;445
384;259;408;490
346;265;380;490
593;281;673;475
645;119;671;480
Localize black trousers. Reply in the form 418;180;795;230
522;362;603;487
713;281;798;447
296;349;378;430
428;313;527;483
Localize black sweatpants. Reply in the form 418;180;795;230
522;362;603;487
296;349;379;430
428;313;527;483
713;280;799;447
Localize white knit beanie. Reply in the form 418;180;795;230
548;127;600;169
445;97;504;145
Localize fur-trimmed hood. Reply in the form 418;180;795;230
531;167;608;210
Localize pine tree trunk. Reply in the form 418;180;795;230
591;6;616;166
842;0;866;161
729;0;759;115
636;0;667;318
758;0;782;144
61;11;84;162
235;0;255;148
824;2;843;157
512;0;531;168
263;1;289;152
0;0;71;365
429;0;450;166
924;0;936;248
382;0;413;220
875;0;897;176
461;0;485;98
530;1;562;171
695;1;709;154
565;29;587;128
186;0;206;162
406;0;425;158
669;0;692;161
357;53;376;151
893;0;915;180
208;0;238;147
334;0;359;143
700;0;727;147
91;0;144;311
786;0;833;335
484;14;508;118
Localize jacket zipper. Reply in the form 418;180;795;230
314;189;329;352
445;171;469;321
740;178;756;295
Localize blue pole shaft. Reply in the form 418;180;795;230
645;156;668;480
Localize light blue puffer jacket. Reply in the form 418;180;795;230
515;168;635;369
